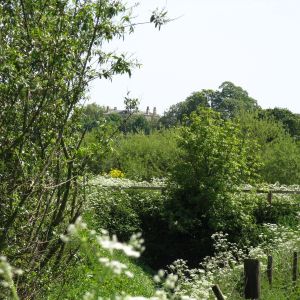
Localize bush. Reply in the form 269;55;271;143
165;108;260;235
254;194;300;227
88;188;142;241
236;110;300;184
105;130;180;180
261;137;300;184
87;185;191;268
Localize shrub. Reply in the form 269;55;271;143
254;194;300;227
261;137;300;184
88;188;141;241
105;130;180;180
165;108;260;235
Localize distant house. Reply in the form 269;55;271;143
104;106;159;121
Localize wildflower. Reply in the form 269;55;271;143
60;234;70;243
164;274;178;290
83;291;95;300
14;269;23;276
67;224;76;235
99;257;109;264
125;271;134;278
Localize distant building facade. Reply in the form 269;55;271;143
104;106;159;121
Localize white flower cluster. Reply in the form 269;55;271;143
164;224;300;299
89;175;166;189
98;257;134;278
97;232;144;258
59;214;300;300
83;289;195;300
60;218;196;300
240;182;300;193
0;256;23;300
60;217;144;277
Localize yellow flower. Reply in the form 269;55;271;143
109;169;125;178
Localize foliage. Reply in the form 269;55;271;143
87;182;167;252
165;108;261;235
166;223;300;299
45;217;193;300
212;81;259;119
236;110;287;147
0;0;167;295
6;217;300;299
236;110;300;184
160;90;211;127
86;177;175;268
262;107;300;138
161;81;259;127
261;136;300;184
88;187;142;241
81;103;106;131
254;194;300;227
119;114;153;135
103;130;179;180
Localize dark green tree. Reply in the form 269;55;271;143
161;82;259;127
211;81;259;118
160;90;211;127
262;107;300;138
119;114;150;134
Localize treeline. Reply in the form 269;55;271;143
81;81;300;184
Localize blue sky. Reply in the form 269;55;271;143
89;0;300;115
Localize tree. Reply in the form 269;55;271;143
236;110;300;184
160;90;211;127
161;82;259;127
236;110;287;147
119;114;150;134
0;0;168;294
261;136;300;184
262;107;300;138
81;103;106;131
165;107;260;236
212;81;259;118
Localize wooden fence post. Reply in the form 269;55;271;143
267;255;273;286
293;251;298;284
267;191;272;204
244;259;260;299
211;284;225;300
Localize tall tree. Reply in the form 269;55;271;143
212;81;259;118
0;0;168;294
161;82;259;127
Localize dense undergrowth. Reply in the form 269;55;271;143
3;197;300;300
44;185;300;299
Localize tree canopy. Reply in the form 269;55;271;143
0;0;168;294
161;81;259;127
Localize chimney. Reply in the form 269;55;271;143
146;106;149;115
153;107;157;116
106;106;109;112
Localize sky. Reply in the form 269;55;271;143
88;0;300;115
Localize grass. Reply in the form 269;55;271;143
42;213;156;300
45;250;155;299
